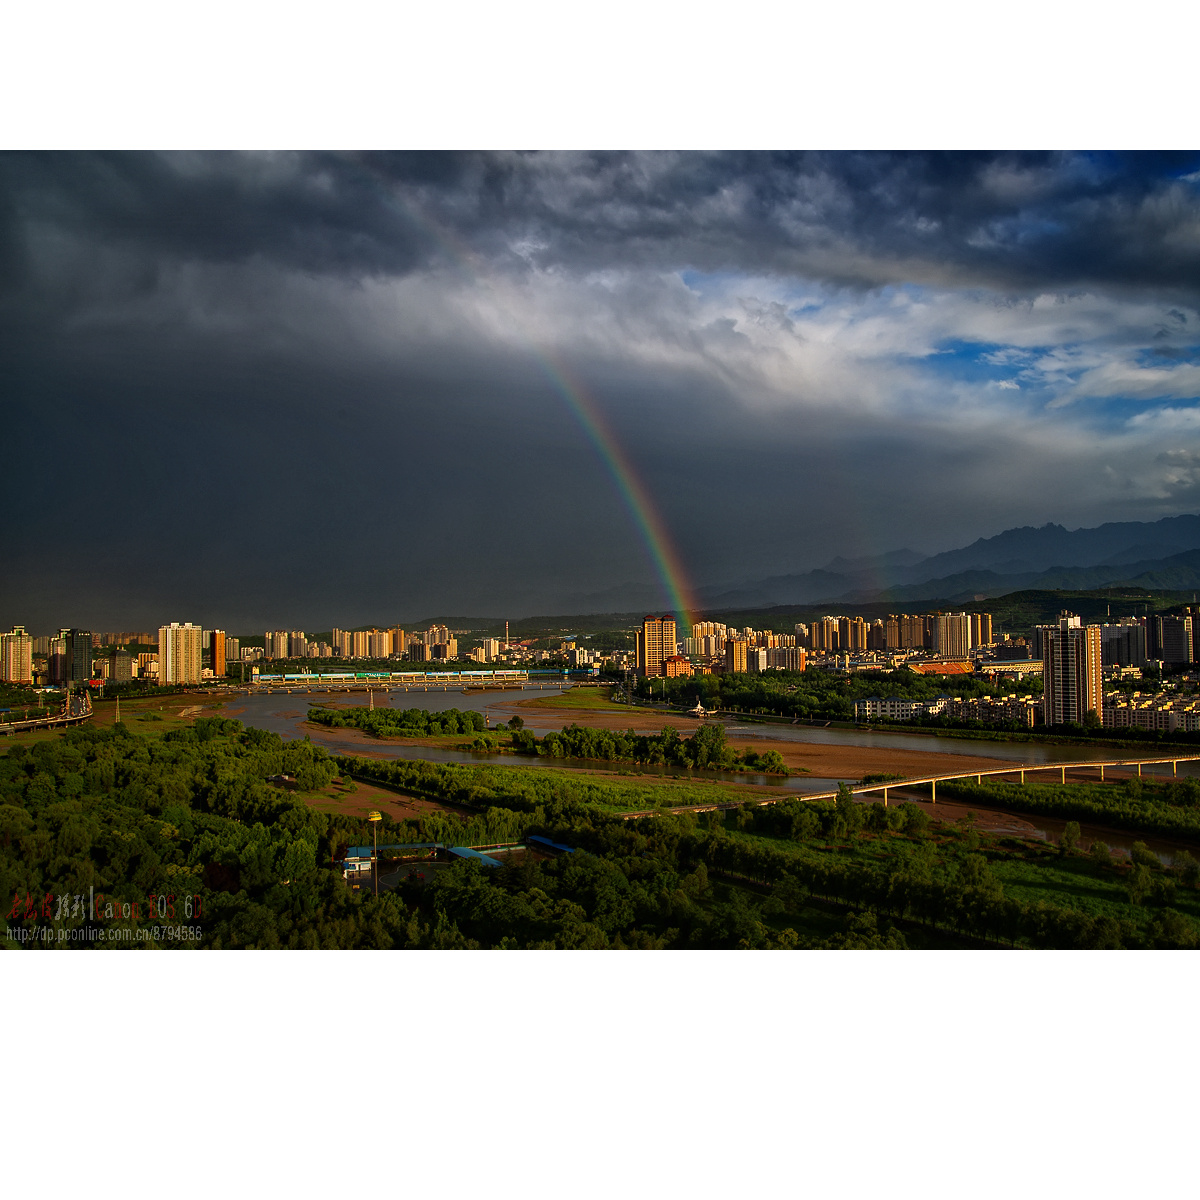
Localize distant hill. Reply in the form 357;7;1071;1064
866;546;1200;604
694;514;1200;608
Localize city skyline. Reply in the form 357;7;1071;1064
6;152;1200;630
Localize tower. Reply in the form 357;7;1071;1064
1041;615;1102;726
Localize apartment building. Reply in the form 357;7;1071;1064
0;626;33;684
159;622;203;685
724;637;749;674
1041;615;1102;725
636;614;678;677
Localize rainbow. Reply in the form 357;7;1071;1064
533;352;698;626
346;157;698;627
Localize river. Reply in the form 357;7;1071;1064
219;684;1200;862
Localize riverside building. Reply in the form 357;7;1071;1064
159;622;203;685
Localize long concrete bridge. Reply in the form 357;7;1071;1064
618;753;1200;819
0;689;93;736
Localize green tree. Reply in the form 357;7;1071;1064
1059;821;1081;855
1130;841;1159;868
1127;862;1154;905
1173;849;1200;889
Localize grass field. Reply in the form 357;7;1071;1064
524;687;659;714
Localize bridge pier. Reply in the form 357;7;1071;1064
1020;769;1025;784
1060;765;1066;783
1174;761;1178;776
1100;764;1105;782
882;787;888;806
1138;763;1143;776
930;779;936;803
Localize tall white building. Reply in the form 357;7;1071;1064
1;626;33;684
159;622;203;685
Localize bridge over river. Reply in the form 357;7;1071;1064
619;753;1200;819
0;689;93;736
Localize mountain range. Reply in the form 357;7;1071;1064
692;514;1200;610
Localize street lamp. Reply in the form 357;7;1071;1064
367;810;383;897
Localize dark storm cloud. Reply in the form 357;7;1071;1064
6;151;1200;297
4;150;1200;632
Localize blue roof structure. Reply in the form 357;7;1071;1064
447;846;504;868
526;835;576;855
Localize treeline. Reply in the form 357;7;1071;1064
643;667;1040;723
308;705;486;738
935;776;1200;842
536;722;788;774
336;753;741;814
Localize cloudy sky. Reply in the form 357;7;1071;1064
4;150;1200;631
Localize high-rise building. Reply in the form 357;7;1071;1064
1;626;33;684
48;629;93;685
1159;615;1195;665
724;637;749;674
210;630;227;678
368;629;391;658
897;614;928;649
159;622;203;685
810;617;839;652
636;615;678;677
288;631;308;658
110;647;133;683
970;613;993;647
69;629;93;683
48;633;68;684
388;627;407;656
838;616;868;652
265;631;289;660
766;646;806;671
407;640;431;663
1101;622;1148;668
1042;615;1102;726
934;613;972;659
